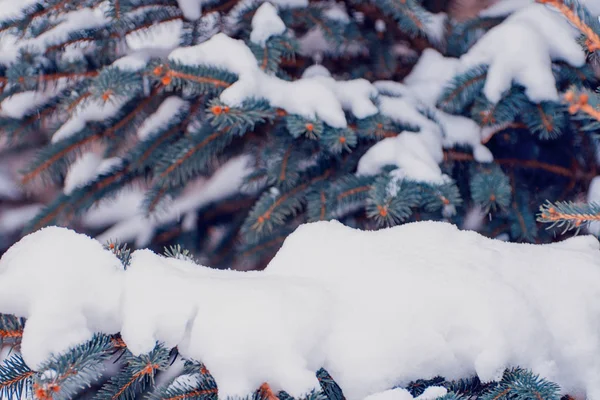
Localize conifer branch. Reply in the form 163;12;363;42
564;90;600;121
444;150;585;179
537;0;600;52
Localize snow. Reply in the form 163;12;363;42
176;0;205;20
462;4;586;103
0;6;108;64
311;75;378;119
0;172;21;200
0;0;42;22
587;176;600;236
96;156;253;246
0;226;124;369
0;92;51;119
324;4;350;23
424;13;447;45
81;189;146;229
0;204;43;234
3;221;600;399
359;49;492;181
169;33;377;127
63;153;122;195
364;386;447;400
125;20;184;51
250;3;286;46
301;64;331;79
137;97;188;141
482;0;600;17
52;98;127;143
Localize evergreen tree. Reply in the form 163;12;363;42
1;0;600;398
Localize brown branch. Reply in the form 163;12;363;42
538;0;600;52
158;127;230;179
565;90;600;121
112;363;159;400
163;388;218;400
253;170;332;229
0;329;23;339
0;371;34;391
444;149;585;179
22;133;100;184
337;185;372;200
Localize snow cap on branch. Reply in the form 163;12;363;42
168;33;378;127
250;3;286;46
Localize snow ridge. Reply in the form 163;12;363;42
2;221;600;399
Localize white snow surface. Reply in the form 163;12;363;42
359;49;492;181
482;0;600;17
463;4;586;103
169;33;378;127
0;204;43;234
0;0;40;22
587;176;600;236
3;221;600;399
364;386;447;400
95;156;252;247
0;172;21;200
52;98;127;143
137;97;189;141
0;7;108;64
250;3;286;46
0;92;51;119
176;0;209;20
63;153;122;195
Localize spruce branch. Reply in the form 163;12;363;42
537;0;600;53
538;200;600;231
0;355;34;399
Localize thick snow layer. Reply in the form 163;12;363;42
3;221;600;399
0;227;124;369
169;33;378;127
250;3;286;46
374;49;492;166
137;97;188;140
462;4;585;103
360;50;491;181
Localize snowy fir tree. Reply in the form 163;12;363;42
3;0;600;398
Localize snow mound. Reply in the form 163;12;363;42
0;226;124;369
2;221;600;399
462;3;586;103
250;3;286;46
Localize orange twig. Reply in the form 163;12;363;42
538;0;600;52
564;90;600;121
